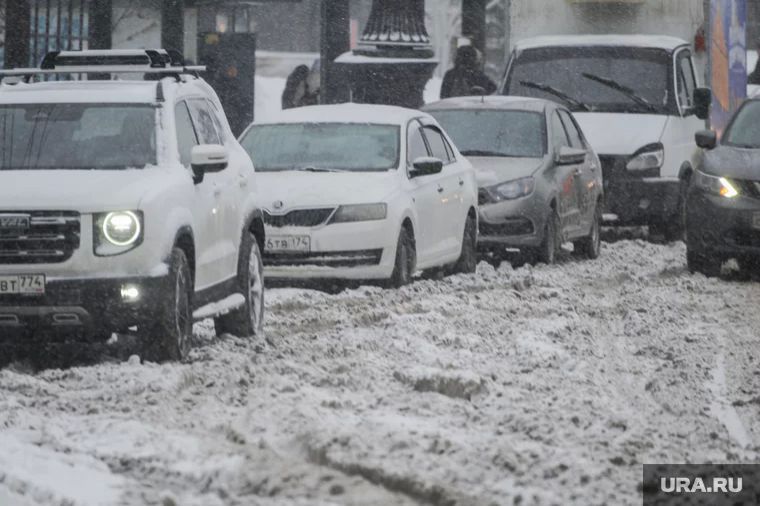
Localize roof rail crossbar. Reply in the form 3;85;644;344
0;66;206;77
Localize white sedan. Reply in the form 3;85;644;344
239;104;479;286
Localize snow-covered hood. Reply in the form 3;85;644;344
467;156;544;187
573;113;668;156
256;170;399;210
0;167;184;212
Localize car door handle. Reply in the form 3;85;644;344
459;179;464;186
437;186;444;193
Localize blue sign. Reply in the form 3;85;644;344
710;0;747;133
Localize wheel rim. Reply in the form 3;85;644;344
591;210;600;254
248;243;264;331
401;242;411;283
175;266;190;357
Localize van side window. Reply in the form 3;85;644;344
550;111;570;151
677;51;697;109
422;125;453;164
407;122;429;164
558;110;584;149
175;101;198;167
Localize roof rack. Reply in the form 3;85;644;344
0;49;205;78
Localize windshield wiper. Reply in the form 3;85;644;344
293;166;347;173
581;72;657;112
460;149;515;157
519;80;591;111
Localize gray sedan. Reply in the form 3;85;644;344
423;96;603;264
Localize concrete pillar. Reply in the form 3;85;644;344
89;0;113;49
462;0;487;55
320;0;351;104
5;0;31;68
161;0;185;54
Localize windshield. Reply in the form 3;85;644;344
506;46;671;114
430;109;546;158
723;101;760;148
0;104;156;170
241;123;400;172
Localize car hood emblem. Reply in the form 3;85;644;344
0;214;30;232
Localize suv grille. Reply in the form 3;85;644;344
264;208;335;228
0;211;81;264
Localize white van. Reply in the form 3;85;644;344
501;35;711;239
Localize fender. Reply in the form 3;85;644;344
156;207;194;262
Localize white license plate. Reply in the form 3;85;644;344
753;213;760;230
266;236;311;253
0;274;45;295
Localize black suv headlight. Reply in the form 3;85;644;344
695;170;739;199
94;211;144;256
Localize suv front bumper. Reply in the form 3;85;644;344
0;275;167;336
686;191;760;258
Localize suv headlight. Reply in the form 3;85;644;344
329;203;387;224
487;177;535;201
695;170;739;198
626;143;664;171
94;211;144;256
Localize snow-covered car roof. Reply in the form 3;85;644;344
514;34;689;52
423;96;549;112
0;78;183;105
254;103;426;126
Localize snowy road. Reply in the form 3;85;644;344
2;240;760;505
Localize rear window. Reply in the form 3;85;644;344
429;109;546;158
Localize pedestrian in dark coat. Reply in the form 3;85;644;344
282;65;313;110
440;45;497;99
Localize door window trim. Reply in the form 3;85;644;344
674;47;698;116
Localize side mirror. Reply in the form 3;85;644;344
555;146;587;166
409;156;444;178
191;144;228;184
694;87;712;120
695;129;717;150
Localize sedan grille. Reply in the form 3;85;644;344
0;211;81;264
264;208;336;228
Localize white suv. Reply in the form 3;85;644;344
0;50;265;361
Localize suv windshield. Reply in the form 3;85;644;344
430;109;546;158
723;101;760;148
0;104;157;170
240;123;400;172
506;46;670;114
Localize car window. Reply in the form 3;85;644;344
187;98;222;145
430;109;546;158
550;111;570;150
422;126;452;163
175;101;198;167
407;122;429;164
206;99;228;143
723;100;760;148
676;51;697;110
558;110;584;149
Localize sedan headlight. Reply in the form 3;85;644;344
94;210;144;256
626;144;664;171
695;170;739;198
487;177;535;202
329;203;387;224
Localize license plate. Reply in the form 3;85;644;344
753;212;760;230
265;235;311;253
0;274;45;295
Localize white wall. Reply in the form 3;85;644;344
509;0;705;48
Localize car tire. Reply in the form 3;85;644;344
388;227;415;288
686;247;721;278
139;248;193;362
215;232;265;338
452;214;477;274
573;202;601;259
532;209;560;265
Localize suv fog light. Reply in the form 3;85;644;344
121;285;140;302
